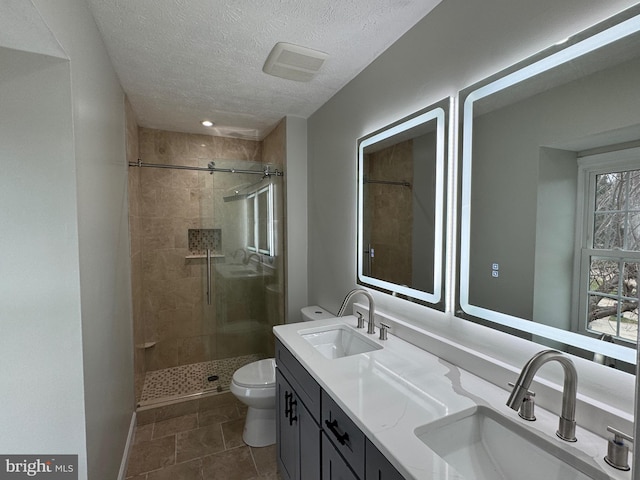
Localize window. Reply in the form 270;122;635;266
577;149;640;343
246;183;275;256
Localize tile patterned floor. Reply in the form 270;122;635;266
139;355;263;407
127;392;281;479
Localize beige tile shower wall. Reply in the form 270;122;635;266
125;98;145;402
367;140;414;287
136;128;263;371
262;119;285;167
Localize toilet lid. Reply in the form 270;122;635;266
233;358;276;388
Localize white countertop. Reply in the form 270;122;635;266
214;263;273;280
274;316;632;480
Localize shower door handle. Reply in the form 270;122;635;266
364;244;374;275
206;249;212;305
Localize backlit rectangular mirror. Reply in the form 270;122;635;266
458;6;640;368
358;98;450;307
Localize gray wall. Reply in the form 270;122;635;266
305;0;639;422
0;46;88;471
411;132;437;293
0;1;134;478
533;147;578;335
285;116;309;322
307;0;639;316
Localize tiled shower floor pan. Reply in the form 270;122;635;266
138;354;262;408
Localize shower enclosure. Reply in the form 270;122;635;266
128;129;285;408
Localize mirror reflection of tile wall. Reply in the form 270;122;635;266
364;141;414;287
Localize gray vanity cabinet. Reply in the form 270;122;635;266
275;339;406;480
322;433;359;480
275;340;321;480
365;439;405;480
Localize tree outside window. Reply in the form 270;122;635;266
586;168;640;342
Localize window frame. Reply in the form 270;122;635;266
573;147;640;344
246;183;275;256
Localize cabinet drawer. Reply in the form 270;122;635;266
321;391;365;479
275;339;322;423
322;433;359;480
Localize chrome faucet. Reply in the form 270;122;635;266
337;289;376;334
232;248;247;263
507;350;578;442
244;252;261;265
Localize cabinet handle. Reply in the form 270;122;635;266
284;391;292;418
325;419;350;446
289;399;297;425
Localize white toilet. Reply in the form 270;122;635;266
230;358;277;447
230;306;333;447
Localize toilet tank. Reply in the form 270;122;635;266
300;305;334;322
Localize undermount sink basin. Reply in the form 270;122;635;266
414;406;605;480
215;264;264;279
301;325;383;359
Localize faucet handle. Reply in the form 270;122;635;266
508;382;536;421
604;426;633;471
356;311;365;329
379;322;390;340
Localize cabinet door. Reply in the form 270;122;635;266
277;368;321;480
299;397;320;480
365;439;405;480
322;433;360;480
276;370;299;480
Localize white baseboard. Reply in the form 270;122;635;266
117;412;136;480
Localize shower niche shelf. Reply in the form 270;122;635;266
188;228;221;255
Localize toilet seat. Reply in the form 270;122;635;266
232;358;275;388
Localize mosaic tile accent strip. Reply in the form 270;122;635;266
139;354;263;406
188;228;221;255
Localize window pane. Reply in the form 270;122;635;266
593;213;624;249
587;294;619;335
258;190;268;251
246;196;255;248
629;213;640;251
595;172;625;212
589;258;619;294
623;262;638;298
629;170;640;209
619;300;638;342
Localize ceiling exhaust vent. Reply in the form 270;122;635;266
263;42;328;82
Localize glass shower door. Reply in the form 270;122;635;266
203;159;284;392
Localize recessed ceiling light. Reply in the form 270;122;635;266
201;120;214;127
263;42;328;82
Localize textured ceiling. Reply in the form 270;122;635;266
87;0;442;139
